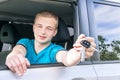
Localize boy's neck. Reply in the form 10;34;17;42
34;40;51;54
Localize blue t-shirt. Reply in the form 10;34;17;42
16;38;65;64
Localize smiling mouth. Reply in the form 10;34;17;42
39;35;46;40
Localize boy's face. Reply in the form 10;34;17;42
33;16;57;44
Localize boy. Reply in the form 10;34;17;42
5;11;96;76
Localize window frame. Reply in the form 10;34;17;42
85;0;120;62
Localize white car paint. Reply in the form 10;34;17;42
1;62;120;80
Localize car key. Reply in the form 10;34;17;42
80;40;99;62
80;40;99;52
80;40;91;48
80;46;85;62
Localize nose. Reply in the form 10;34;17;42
41;28;46;34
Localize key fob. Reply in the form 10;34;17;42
80;40;91;48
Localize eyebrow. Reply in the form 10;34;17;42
34;24;56;29
34;23;41;25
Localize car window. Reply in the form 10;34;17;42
93;1;120;61
0;0;74;67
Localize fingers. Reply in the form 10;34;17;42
17;54;27;74
84;38;96;58
11;56;23;75
25;58;30;67
5;54;30;76
73;34;96;58
85;50;94;58
75;34;86;43
76;34;95;43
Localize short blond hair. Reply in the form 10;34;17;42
34;10;58;29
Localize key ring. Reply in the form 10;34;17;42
80;40;100;62
80;46;85;62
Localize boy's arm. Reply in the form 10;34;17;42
56;34;96;66
5;45;30;76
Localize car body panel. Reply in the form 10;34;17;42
0;64;97;80
1;63;120;80
94;63;120;80
0;0;120;80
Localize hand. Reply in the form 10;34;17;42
73;34;96;58
5;53;30;76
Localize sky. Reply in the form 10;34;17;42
105;0;120;3
94;3;120;43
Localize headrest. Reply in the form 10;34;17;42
52;18;70;42
0;24;18;44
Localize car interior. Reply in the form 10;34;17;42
0;0;75;65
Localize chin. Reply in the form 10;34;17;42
39;41;51;44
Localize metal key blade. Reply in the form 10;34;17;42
80;47;85;62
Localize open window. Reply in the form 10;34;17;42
0;0;75;68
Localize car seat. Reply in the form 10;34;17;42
0;24;19;64
52;17;70;49
0;31;3;51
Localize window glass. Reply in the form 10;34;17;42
105;0;120;3
94;3;120;61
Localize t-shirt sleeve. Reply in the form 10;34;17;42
16;38;30;49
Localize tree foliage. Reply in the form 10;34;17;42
98;35;120;60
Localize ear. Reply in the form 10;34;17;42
53;29;57;37
33;24;35;32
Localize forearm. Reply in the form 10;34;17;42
64;49;81;66
59;49;81;66
9;45;26;57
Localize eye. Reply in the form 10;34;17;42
37;25;42;28
47;26;54;31
35;24;42;28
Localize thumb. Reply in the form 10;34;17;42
76;34;86;42
25;58;30;67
